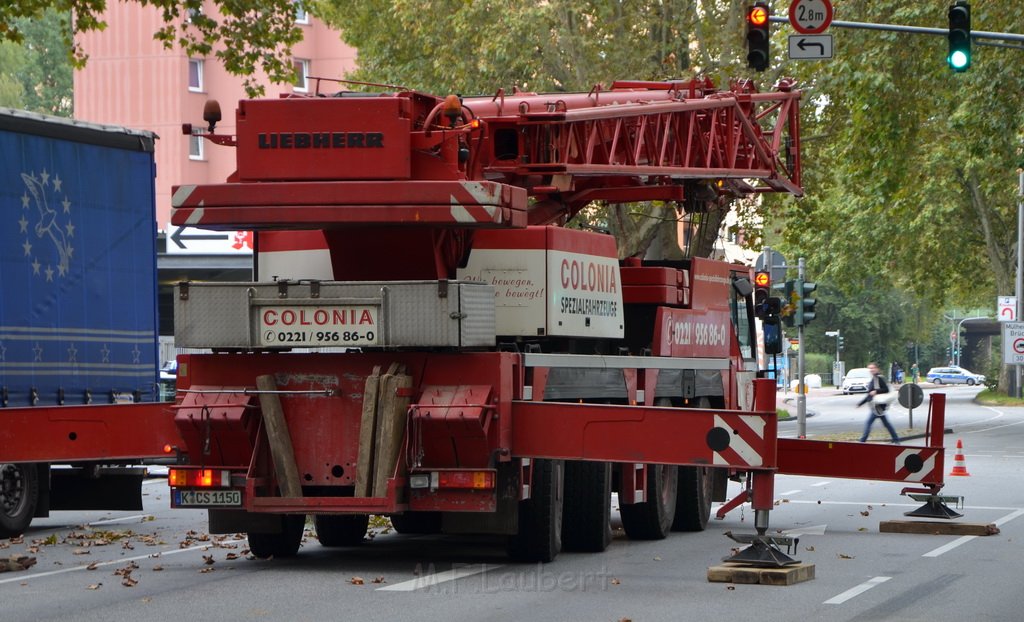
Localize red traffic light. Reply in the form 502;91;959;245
754;271;770;288
748;5;768;26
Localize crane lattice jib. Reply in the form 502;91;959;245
170;78;801;232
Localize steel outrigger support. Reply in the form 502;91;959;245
902;485;964;519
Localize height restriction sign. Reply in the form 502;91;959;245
789;0;834;35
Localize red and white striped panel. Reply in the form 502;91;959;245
712;413;766;467
257;231;333;281
450;181;505;224
895;448;940;482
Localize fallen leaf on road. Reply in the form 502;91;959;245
371;576;386;584
653;556;662;561
152;565;163;572
72;548;91;556
860;511;870;517
86;562;99;571
86;583;102;590
350;576;365;585
121;576;138;587
225;553;239;561
199;567;215;574
611;578;621;585
858;527;868;532
1;555;37;572
727;585;736;591
838;553;855;559
805;545;815;552
203;554;215;565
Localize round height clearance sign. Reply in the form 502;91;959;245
790;0;833;34
1004;322;1024;365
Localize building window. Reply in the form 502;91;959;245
186;6;202;22
188;59;204;92
189;132;205;160
294;1;309;24
293;58;310;92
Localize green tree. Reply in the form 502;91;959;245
1;9;74;115
1;0;306;97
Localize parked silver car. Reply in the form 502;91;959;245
841;367;872;394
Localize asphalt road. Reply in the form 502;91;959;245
3;387;1023;622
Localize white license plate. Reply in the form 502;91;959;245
257;305;380;347
174;489;242;507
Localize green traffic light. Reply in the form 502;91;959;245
949;50;969;70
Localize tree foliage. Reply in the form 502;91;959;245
0;9;73;115
1;0;306;97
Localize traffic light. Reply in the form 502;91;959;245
746;3;770;72
753;270;771;318
838;335;845;351
795;278;817;326
947;1;971;72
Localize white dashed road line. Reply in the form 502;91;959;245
824;576;891;605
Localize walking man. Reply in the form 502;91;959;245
858;362;900;443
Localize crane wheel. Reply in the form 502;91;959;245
0;463;38;538
314;514;370;546
620;464;678;540
671;466;714;532
390;512;442;535
562;461;612;552
507;459;563;562
247;514;305;559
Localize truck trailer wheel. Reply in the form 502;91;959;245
247;514;305;559
390;512;442;535
0;463;38;538
671;466;713;531
314;514;370;546
619;464;678;540
507;459;563;563
562;460;611;552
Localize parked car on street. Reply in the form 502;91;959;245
841;367;872;394
926;366;985;386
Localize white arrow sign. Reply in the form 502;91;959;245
788;34;833;60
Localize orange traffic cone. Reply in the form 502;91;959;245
949;439;971;476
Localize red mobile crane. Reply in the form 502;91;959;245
166;77;956;564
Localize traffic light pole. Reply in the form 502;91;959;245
797;257;807;439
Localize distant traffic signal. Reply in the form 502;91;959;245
746;3;770;72
947;1;971;72
753;270;771;318
795;279;817;326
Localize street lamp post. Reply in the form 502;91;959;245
955;316;991;367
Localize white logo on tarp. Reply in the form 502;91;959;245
20;169;75;282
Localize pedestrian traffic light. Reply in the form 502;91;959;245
838;335;845;351
795;278;817;326
947;1;971;72
753;270;770;318
746;2;770;72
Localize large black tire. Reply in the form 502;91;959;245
671;466;714;532
507;459;563;562
390;512;442;535
247;514;305;559
619;464;678;540
562;461;612;552
314;514;370;547
0;463;38;538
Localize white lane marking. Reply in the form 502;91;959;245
377;564;499;592
922;509;1024;558
824;576;891;605
923;536;974;558
812;481;831;487
88;514;152;526
779;490;802;496
781;524;827;537
783;499;1024;511
0;538;246;585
